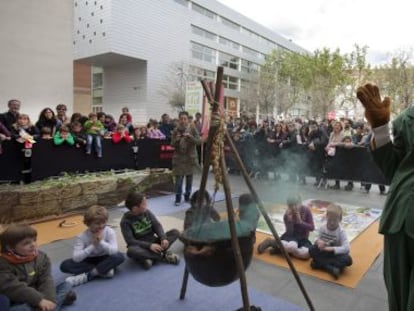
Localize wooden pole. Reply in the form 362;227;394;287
179;67;224;299
219;146;251;310
224;131;315;311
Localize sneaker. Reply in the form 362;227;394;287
326;265;340;279
142;259;153;270
174;202;180;206
101;269;114;278
257;238;275;254
164;251;180;265
65;273;89;287
310;260;322;270
62;290;77;306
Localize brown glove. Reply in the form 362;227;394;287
356;83;391;128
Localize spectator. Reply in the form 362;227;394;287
70;121;87;148
0;99;21;131
0;120;11;154
119;113;133;134
53;125;75;146
120;107;132;123
104;114;117;134
147;120;166;140
159;113;174;139
84;112;104;157
35;107;61;135
39;126;53;140
171;111;201;205
112;124;132;143
56;104;69;125
11;114;39;148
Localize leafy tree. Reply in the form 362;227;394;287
372;49;414;114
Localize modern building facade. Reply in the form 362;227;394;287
73;0;307;122
0;0;74;120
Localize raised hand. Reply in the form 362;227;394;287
356;83;391;128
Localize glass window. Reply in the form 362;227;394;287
191;25;217;41
174;0;188;6
223;75;239;90
218;51;239;70
241;59;260;74
192;3;216;19
220;17;239;31
189;66;215;81
219;36;240;50
242;46;259;57
191;42;216;64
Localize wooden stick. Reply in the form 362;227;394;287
225;131;315;311
220;146;251;311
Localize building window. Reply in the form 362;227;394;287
223;75;239;90
242;46;260;58
219;36;240;50
192;3;216;20
218;51;239;70
191;25;217;41
191;42;216;64
241;59;260;74
188;66;215;81
174;0;188;6
220;17;240;31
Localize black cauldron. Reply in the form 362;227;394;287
180;232;254;287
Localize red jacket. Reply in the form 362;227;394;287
112;131;132;143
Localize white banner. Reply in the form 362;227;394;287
185;81;203;117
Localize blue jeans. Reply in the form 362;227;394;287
9;281;72;311
60;252;125;275
175;175;193;203
86;134;102;157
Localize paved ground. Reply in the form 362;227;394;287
41;173;389;311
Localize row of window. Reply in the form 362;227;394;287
191;42;260;74
191;25;266;60
188;66;250;91
174;0;284;51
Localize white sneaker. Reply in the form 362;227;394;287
103;269;114;278
164;251;180;265
65;273;89;286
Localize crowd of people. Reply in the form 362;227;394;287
0;98;386;194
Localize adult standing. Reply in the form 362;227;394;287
159;113;174;140
0;99;20;131
357;83;413;311
171;111;201;206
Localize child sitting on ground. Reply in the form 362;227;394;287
0;224;76;310
308;203;353;279
61;205;125;286
257;194;314;259
120;192;180;270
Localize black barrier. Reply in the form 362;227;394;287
0;139;174;182
0;139;386;185
225;143;387;185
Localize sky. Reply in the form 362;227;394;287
218;0;414;65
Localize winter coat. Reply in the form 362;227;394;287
171;124;201;175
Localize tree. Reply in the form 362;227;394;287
159;62;189;112
372;49;414;114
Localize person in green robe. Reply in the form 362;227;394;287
357;83;414;311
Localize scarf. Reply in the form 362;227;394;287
1;249;38;264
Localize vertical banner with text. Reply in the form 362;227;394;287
185;81;203;118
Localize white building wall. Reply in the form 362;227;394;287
103;61;148;123
0;0;73;120
73;0;307;122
